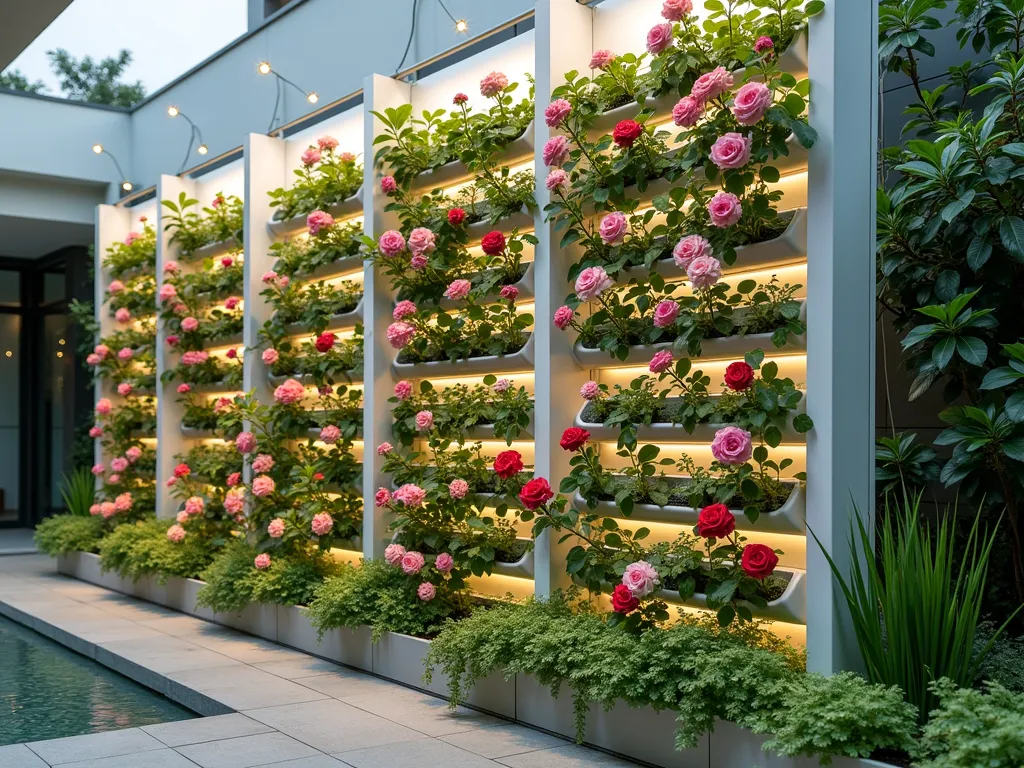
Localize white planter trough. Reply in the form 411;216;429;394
267;189;364;238
653;567;806;624
275;604;373;672
466;207;535;244
282;298;363;336
180;426;217;439
612;208;807;286
287;253;365;283
187;238;242;262
393;333;535;378
410;123;535;193
574;331;806;370
571;482;806;535
709;719;896;768
268;370;361;388
491;541;535;579
207;330;244;347
373;631;517;719
463;411;534;441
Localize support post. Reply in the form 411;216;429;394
805;0;879;673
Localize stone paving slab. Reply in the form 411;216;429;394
0;555;644;768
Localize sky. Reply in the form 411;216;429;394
6;0;248;97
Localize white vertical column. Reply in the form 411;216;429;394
244;133;288;407
361;73;412;561
155;175;196;519
532;0;594;597
804;0;879;674
94;204;131;479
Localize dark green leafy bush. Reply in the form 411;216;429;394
98;518;217;581
34;514;106;556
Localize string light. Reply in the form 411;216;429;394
167;107;210;172
436;0;467;33
91;144;133;193
259;61;320;131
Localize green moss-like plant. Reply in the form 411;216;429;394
915;679;1024;768
196;541;340;614
98;518;217;582
34;514;106;556
307;558;473;641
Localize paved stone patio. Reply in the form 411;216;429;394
0;556;640;768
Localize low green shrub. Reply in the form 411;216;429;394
975;625;1024;694
915;679;1024;768
196;541;339;614
98;518;217;581
34;514;106;556
424;594;916;761
307;559;473;641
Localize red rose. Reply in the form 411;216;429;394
696;503;735;539
612;119;644;148
611;584;639;614
315;332;336;353
453;92;469;105
519;477;554;510
741;543;779;580
313;472;325;481
166;335;179;347
559;427;590;452
493;450;524;479
226;348;238;359
173;463;191;478
481;231;506;255
448;207;466;226
724;361;755;391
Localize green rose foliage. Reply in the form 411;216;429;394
98;518;218;582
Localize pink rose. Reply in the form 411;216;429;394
262;348;279;365
384;543;406;565
546;169;568;191
435;553;454;574
91;464;105;476
417;582;436;601
117;383;133;396
732;82;773;126
376;487;392;506
673;235;713;269
261;270;279;284
401;551;426;575
653;300;680;328
553;305;574;330
181;316;199;332
167;525;186;543
377;442;393;455
687;255;722;290
124;232;140;246
492;377;512;393
254;553;272;570
500;286;519;302
672;96;703;127
386;322;416;349
89;426;103;438
755;36;775;55
184;496;204;516
118;347;133;360
181;350;208;365
100;502;117;519
252;454;274;473
339;152;355;163
108;280;125;294
393;483;426;508
574;266;613;301
95;344;110;358
111;457;129;473
453;93;468;105
649;350;673;373
274;379;306;405
410;254;428;270
163;261;179;275
448;479;469;499
176;510;189;523
224;296;240;310
394;380;412;400
223;489;244;514
661;0;692;20
598;212;628;245
707;191;743;228
252;475;276;497
320;425;341;444
268;519;285;538
622;560;660;597
89;504;100;516
226;472;240;487
646;22;673;54
543;135;570;167
691;66;734;103
307;210;334;236
159;284;177;303
311;513;333;536
408;227;436;257
380;176;397;195
415;410;434;431
87;354;101;366
480;71;508;98
235;431;257;454
590;49;616;70
580;380;600;400
108;474;121;485
301;147;321;166
126;446;142;463
444;279;471;301
378;230;406;258
711;426;753;465
214;397;231;412
709;132;752;170
318;135;339;151
544;98;571;128
115;308;131;324
95;398;112;415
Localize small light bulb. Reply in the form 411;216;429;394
306;92;318;104
167;106;179;117
92;144;103;154
258;61;271;75
455;19;468;32
4;351;11;358
56;351;63;358
58;339;66;346
122;181;133;191
197;144;209;155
